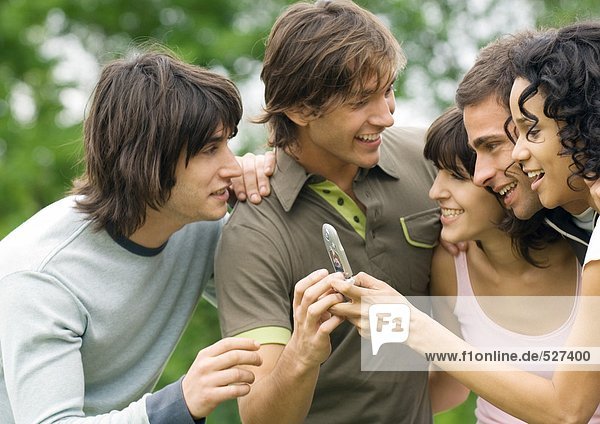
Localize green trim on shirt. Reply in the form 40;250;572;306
234;326;291;345
400;217;437;248
309;181;366;239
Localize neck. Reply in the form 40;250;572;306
129;209;182;248
562;199;592;215
473;227;571;276
289;146;358;194
470;229;524;271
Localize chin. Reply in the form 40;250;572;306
440;231;460;245
539;196;559;210
512;207;537;220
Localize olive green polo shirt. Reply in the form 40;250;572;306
215;126;440;424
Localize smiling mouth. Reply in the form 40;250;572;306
498;181;517;197
211;187;228;196
527;169;545;184
356;133;381;143
441;208;464;217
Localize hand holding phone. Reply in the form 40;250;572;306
322;223;354;280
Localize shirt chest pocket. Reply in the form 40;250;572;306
400;207;440;249
398;207;440;294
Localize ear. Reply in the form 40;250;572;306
285;108;315;127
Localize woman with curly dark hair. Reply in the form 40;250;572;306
505;21;600;423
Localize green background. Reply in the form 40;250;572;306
2;0;599;422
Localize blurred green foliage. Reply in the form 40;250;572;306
2;0;600;236
1;0;599;422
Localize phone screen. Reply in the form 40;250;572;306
322;223;353;279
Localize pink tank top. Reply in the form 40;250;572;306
453;251;600;423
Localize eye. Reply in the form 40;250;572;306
351;97;369;109
449;171;468;181
201;143;219;156
526;128;541;141
483;142;498;152
385;84;395;97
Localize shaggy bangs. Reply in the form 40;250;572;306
424;107;474;178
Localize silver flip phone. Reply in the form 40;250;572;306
322;223;353;279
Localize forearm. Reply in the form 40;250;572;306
410;309;594;423
239;346;319;424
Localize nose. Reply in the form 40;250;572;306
472;155;495;188
429;172;449;201
369;92;395;128
511;133;530;164
221;146;242;179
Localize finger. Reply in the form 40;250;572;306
211;349;263;371
351;272;389;290
319;314;345;335
302;272;344;303
240;153;263;204
209;383;253;403
329;302;370;335
293;269;329;313
229;174;247;202
328;301;359;318
212;367;257;387
201;337;260;357
317;287;339;300
457;241;469;252
331;278;368;301
263;150;276;176
254;155;272;197
305;293;345;327
299;273;345;317
319;310;332;322
230;156;248;202
439;238;459;256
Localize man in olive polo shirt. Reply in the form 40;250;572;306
215;1;440;423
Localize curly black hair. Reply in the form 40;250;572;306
511;21;600;188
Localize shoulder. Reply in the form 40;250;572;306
218;198;290;258
225;192;287;233
586;223;600;261
174;217;224;253
381;126;436;179
431;245;458;297
382;126;427;153
0;197;91;276
383;125;426;141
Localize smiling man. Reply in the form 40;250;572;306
215;1;440;423
455;31;593;262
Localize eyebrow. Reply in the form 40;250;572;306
513;116;531;126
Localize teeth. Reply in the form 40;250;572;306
213;188;226;195
441;208;464;217
527;170;544;178
498;181;517;196
357;133;380;141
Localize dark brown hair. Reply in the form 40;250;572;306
71;49;242;237
257;0;404;151
455;30;539;112
424;107;559;267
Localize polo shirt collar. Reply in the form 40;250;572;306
376;131;401;179
272;134;400;212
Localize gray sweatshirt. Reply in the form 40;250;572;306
0;196;221;423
